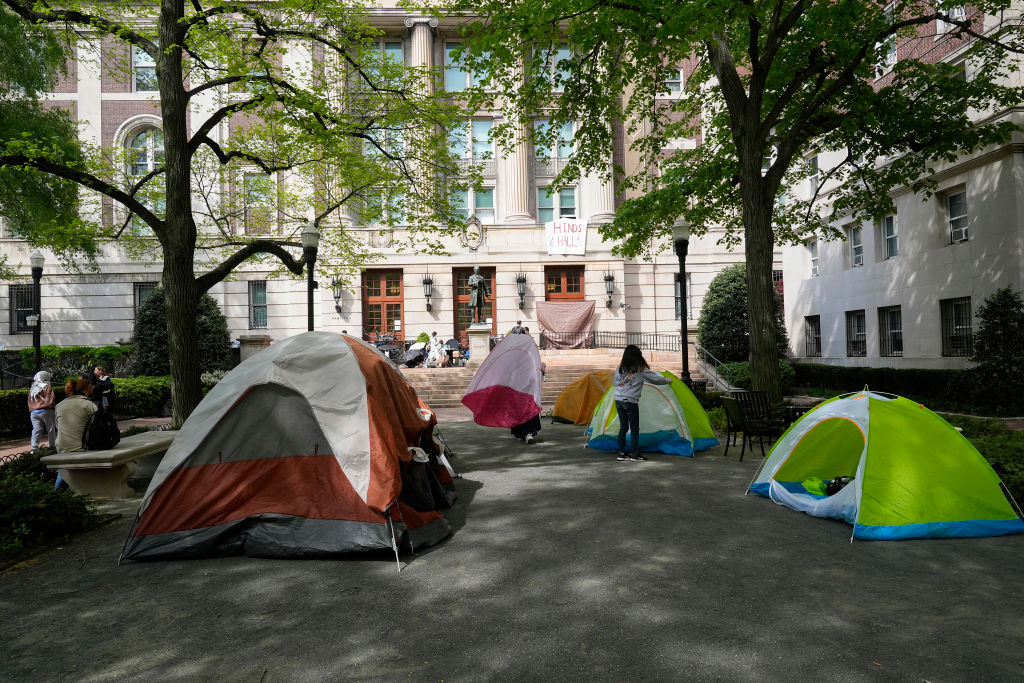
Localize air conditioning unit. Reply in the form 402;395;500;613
852;253;864;267
811;264;819;277
951;227;968;243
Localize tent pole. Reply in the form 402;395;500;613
744;454;770;496
116;509;146;566
385;509;402;573
1001;482;1024;520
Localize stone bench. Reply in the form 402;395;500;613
41;430;178;498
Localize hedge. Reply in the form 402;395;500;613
724;360;796;392
17;345;134;383
0;376;171;436
792;363;967;402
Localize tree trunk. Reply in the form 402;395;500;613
742;179;784;403
159;0;203;427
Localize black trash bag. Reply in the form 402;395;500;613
826;476;853;496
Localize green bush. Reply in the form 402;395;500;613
416;332;430;343
131;287;232;376
724;360;795;392
0;454;98;552
16;345;134;384
970;286;1024;414
697;263;788;363
1;376;171;436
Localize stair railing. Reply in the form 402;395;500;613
693;341;735;392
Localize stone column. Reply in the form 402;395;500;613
404;16;438;77
582;164;616;225
499;115;535;224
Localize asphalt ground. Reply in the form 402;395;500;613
2;412;1023;681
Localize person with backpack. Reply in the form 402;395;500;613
612;345;671;462
53;378;97;489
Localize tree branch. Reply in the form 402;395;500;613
195;240;304;293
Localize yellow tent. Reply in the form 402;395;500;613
552;370;614;425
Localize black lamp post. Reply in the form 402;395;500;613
422;275;434;311
672;217;691;386
331;278;344;315
29;252;44;372
515;272;527;309
603;272;614;308
301;222;320;331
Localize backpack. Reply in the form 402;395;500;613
83;409;121;450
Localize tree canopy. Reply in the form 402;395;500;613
0;6;90;278
441;0;1024;400
0;0;469;423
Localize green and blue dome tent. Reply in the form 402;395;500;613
748;390;1024;540
586;371;718;456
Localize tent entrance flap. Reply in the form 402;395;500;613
774;417;864;483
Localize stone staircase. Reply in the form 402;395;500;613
401;348;703;409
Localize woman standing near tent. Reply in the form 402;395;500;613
613;345;670;462
27;371;57;452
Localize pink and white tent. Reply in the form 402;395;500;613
461;334;544;428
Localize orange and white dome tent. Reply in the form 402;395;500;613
121;331;454;561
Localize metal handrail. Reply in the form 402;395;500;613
694;341;735;391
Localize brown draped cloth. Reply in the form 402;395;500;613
536;301;596;349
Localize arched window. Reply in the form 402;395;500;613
129;129;164;176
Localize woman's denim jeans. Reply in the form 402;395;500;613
615;400;641;455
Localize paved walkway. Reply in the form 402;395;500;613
1;410;1022;680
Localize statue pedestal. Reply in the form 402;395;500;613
466;323;492;369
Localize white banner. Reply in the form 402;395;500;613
545;220;588;255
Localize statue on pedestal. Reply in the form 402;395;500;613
468;265;490;324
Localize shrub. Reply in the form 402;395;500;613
791;363;981;409
416;332;430;343
16;345;134;384
0;466;97;552
697;263;788;363
130;287;232;376
200;370;229;390
724;360;795;392
970;286;1024;414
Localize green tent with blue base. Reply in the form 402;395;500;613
586;371;718;456
748;390;1024;540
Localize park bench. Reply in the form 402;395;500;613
40;430;178;498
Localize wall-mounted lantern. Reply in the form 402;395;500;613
331;278;344;314
515;272;527;309
422;275;434;311
604;272;615;308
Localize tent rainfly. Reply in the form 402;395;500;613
121;331;455;562
749;390;1024;540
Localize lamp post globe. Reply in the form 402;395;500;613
301;223;320;331
29;252;45;372
672;218;691;385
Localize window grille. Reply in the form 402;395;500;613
846;309;866;357
804;315;822;357
878;305;903;357
134;282;159;318
8;284;34;335
249;281;268;329
940;296;972;356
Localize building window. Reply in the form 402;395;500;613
807;238;819;277
242;172;275;234
380;40;403;64
940;296;972;357
8;284;34;335
127;128;164;234
804;315;822;357
362;190;404;227
675;274;691;320
876;4;898;76
444;42;488;92
133;46;157;92
133;282;159;318
248;281;267;329
452;188;494;223
807;155;819;196
364;127;404;159
535;119;574;159
947;190;968;243
362;270;403;336
449;119;493;161
661;66;684;95
845;309;866;357
848;225;864;267
881;214;898;259
543;43;572;91
545;267;584;301
538;187;576;222
878;305;903;357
